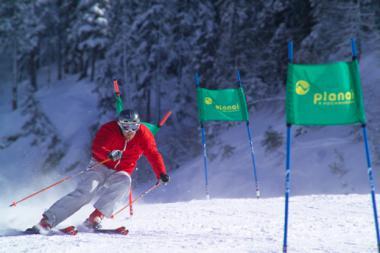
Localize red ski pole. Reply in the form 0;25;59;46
158;111;172;127
9;158;111;207
129;189;133;217
111;182;162;219
113;79;120;96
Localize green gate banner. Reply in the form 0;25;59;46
286;60;366;125
142;122;160;135
197;87;249;122
115;96;123;115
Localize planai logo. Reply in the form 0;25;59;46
204;96;240;112
204;97;213;105
313;90;355;105
295;80;310;95
215;104;240;112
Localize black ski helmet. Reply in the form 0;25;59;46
117;109;141;132
118;109;140;124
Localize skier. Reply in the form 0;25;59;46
29;109;170;233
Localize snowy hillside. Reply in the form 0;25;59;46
0;75;98;201
0;195;377;253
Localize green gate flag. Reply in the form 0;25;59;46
142;122;160;135
286;60;366;125
197;87;249;122
115;96;123;115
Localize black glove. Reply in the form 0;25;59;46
108;150;122;161
159;173;170;183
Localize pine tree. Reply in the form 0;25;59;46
0;0;25;110
214;0;249;86
301;0;360;62
36;1;80;80
71;0;109;81
95;0;141;119
359;0;380;52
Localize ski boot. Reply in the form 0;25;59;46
25;215;52;235
83;209;104;230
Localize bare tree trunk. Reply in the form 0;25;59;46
90;48;96;82
122;11;133;108
79;50;84;74
57;33;63;80
146;88;151;122
29;48;38;91
79;52;89;80
156;70;161;124
12;46;18;110
123;39;131;108
47;59;51;85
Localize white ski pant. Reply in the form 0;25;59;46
43;159;131;227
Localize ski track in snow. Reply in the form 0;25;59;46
0;195;377;253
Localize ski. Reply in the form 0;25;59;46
22;225;127;236
24;225;78;236
94;226;129;235
59;226;78;235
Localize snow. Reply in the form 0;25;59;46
0;195;377;253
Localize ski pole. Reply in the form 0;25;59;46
129;189;133;216
9;158;111;207
113;79;120;96
111;182;162;218
158;111;172;127
113;79;124;114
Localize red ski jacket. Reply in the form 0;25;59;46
91;121;166;179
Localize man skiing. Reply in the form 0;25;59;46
29;109;170;233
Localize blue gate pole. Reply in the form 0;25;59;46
351;38;358;60
362;125;380;252
236;70;260;198
195;73;210;199
283;40;294;253
283;125;292;253
352;38;380;252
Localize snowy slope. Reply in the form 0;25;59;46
0;195;377;253
0;74;98;198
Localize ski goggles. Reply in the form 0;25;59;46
118;120;140;132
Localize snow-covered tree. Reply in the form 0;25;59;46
95;0;140;121
0;1;24;110
35;1;80;80
71;0;109;81
359;0;380;52
300;0;360;62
